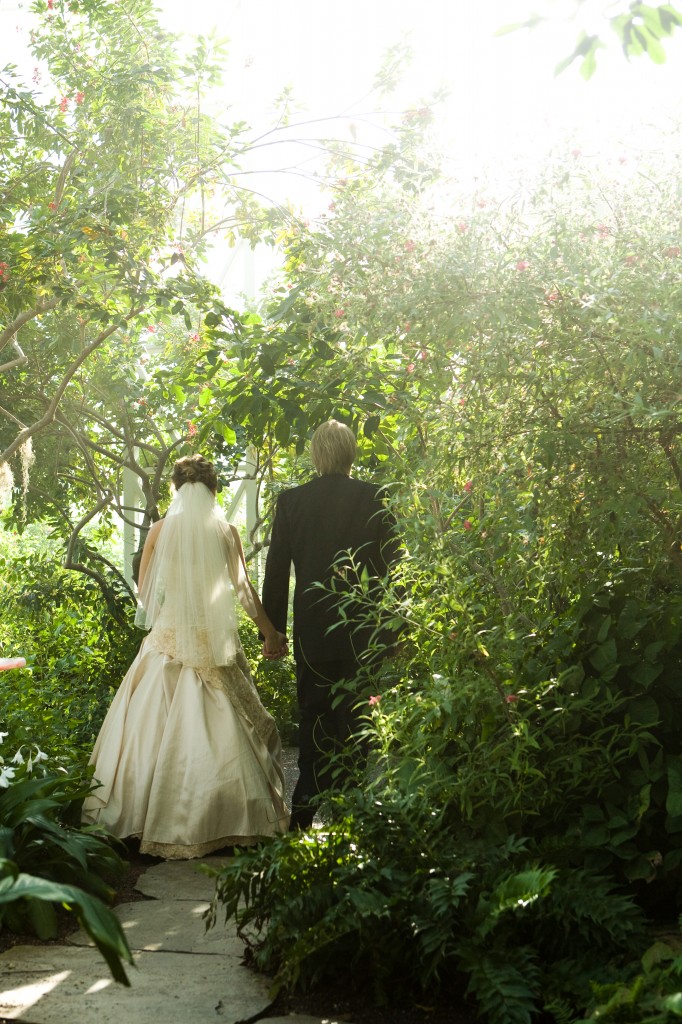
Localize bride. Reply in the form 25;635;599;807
82;454;290;858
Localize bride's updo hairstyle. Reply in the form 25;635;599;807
172;454;218;493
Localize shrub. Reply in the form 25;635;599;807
0;739;132;984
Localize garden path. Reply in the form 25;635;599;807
0;746;345;1024
0;853;349;1024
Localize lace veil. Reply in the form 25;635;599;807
134;482;257;667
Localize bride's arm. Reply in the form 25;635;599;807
137;520;164;591
226;525;288;657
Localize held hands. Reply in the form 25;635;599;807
262;630;288;661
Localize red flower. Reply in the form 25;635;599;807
75;91;85;105
0;262;9;281
187;420;198;437
47;0;54;8
368;695;382;707
334;309;345;319
59;97;68;113
463;480;473;493
146;325;157;333
463;519;473;531
48;201;57;210
458;398;466;407
515;260;530;272
504;694;519;704
546;289;559;303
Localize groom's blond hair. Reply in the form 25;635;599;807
310;420;356;476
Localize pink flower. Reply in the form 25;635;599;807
571;148;582;159
32;67;41;84
664;246;680;258
187;420;198;437
406;363;415;373
334;308;345;318
504;694;519;704
463;480;473;493
458;398;466;407
59;96;68;113
456;221;469;234
0;262;10;281
404;239;416;252
546;289;559;303
47;0;54;8
515;260;530;272
75;91;85;105
189;331;200;343
463;519;473;531
368;695;382;706
146;325;156;333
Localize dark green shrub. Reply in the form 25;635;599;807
208;790;645;1023
239;616;298;744
0;744;132;983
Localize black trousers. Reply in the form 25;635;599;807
289;659;368;830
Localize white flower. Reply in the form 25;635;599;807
11;749;24;764
33;748;48;764
0;765;16;788
0;731;8;744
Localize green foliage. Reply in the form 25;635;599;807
585;935;682;1022
208;794;644;1021
498;2;682;78
204;139;682;1022
0;525;138;754
239;616;298;744
0;748;132;983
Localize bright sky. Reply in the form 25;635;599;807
1;0;681;295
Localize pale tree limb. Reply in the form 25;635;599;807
0;340;28;374
0;307;143;464
0;299;60;356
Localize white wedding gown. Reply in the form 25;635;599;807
82;513;289;859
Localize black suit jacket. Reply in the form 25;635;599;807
261;474;400;664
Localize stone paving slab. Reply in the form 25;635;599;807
262;1017;351;1024
0;945;271;1024
68;898;245;957
135;855;230;901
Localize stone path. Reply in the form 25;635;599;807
0;748;350;1024
0;856;350;1024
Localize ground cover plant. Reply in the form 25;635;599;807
0;736;133;983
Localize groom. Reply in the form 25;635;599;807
261;420;401;830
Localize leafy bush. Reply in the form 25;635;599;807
208;791;645;1023
0;740;132;984
239;616;298;744
0;526;139;754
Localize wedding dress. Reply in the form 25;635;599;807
82;484;289;858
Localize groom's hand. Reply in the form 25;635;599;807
262;631;288;660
